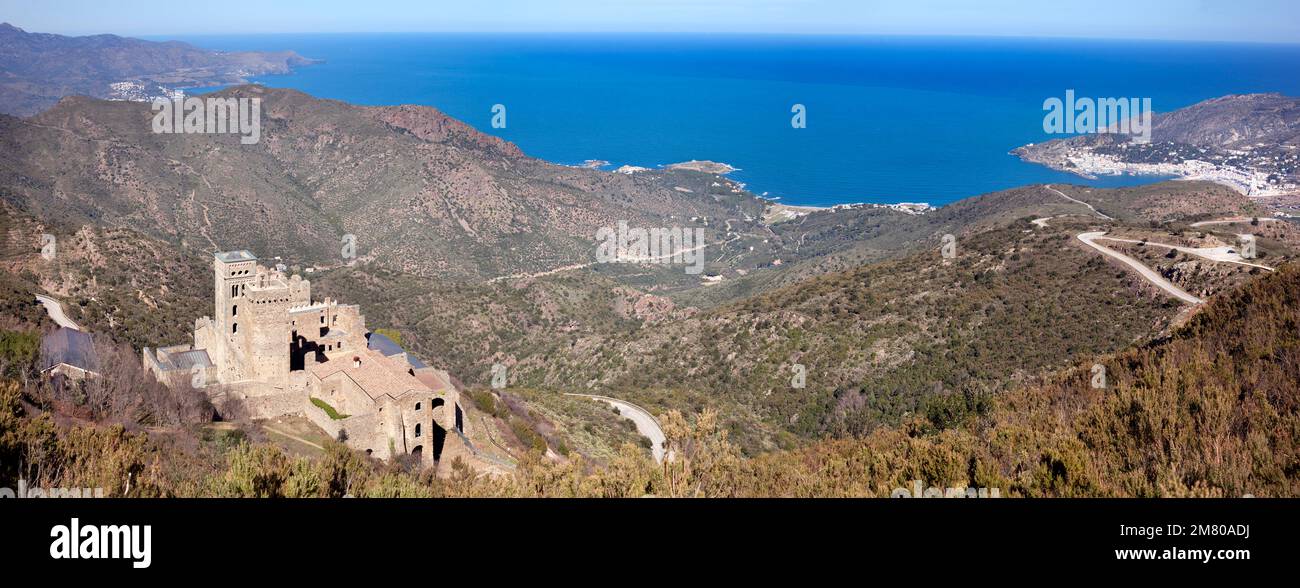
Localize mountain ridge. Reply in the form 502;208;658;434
0;22;319;116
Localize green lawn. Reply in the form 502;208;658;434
310;397;349;420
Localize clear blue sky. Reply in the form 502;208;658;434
3;0;1298;43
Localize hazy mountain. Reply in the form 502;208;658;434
0;22;318;116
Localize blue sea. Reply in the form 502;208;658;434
165;34;1300;207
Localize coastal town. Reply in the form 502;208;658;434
1017;139;1300;197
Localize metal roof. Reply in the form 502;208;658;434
366;332;427;369
366;332;404;356
40;327;96;373
167;349;213;370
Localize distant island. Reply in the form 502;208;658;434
665;160;738;174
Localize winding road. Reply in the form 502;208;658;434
1090;234;1275;271
1031;188;1278;306
1045;185;1112;220
1076;232;1204;304
566;393;668;462
35;294;80;330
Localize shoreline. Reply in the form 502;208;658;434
586;157;940;212
1014;144;1299;198
1039;159;1290;198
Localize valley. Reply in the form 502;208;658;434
0;41;1296;494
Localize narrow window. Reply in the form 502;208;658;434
415;423;422;438
232;323;238;334
232;305;238;316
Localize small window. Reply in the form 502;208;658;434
231;285;238;298
320;316;325;324
414;423;422;438
415;402;422;411
232;323;238;334
232;305;238;316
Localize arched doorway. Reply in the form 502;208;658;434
428;398;448;461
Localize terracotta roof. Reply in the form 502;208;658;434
308;347;430;401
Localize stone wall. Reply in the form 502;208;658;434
303;394;345;441
237;390;303;420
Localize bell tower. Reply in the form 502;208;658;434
213;251;257;381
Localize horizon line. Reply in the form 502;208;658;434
8;23;1296;47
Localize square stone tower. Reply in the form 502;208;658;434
213;251;259;382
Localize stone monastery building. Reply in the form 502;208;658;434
145;250;470;468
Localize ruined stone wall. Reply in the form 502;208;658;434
290;301;367;354
331;304;368;348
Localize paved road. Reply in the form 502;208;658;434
1077;232;1203;305
35;294;80;330
1093;235;1275;271
567;393;667;462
